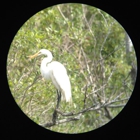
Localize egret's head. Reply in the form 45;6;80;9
27;49;53;60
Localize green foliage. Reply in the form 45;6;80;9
7;3;136;133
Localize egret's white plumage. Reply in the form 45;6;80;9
28;49;72;103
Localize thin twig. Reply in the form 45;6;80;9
83;84;88;108
105;97;129;106
57;6;67;21
107;104;126;108
80;46;93;84
100;21;115;58
97;9;109;28
20;74;40;106
82;4;97;47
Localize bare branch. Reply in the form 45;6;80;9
104;107;112;120
105;97;130;106
82;4;97;47
20;74;40;106
100;21;115;58
107;104;126;108
40;94;129;128
97;9;109;28
20;60;41;106
91;84;107;95
80;46;93;84
41;116;80;127
83;84;88;108
57;96;129;117
57;6;67;21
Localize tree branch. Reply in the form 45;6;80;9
41;116;80;127
40;95;129;128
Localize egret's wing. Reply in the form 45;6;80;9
50;61;72;103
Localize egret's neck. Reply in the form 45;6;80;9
41;54;53;67
46;54;53;62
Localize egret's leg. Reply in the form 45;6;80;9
56;90;61;109
52;90;61;123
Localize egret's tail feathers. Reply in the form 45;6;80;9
66;95;72;104
61;89;72;104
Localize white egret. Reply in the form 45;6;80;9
28;49;72;105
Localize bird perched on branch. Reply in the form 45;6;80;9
28;49;72;105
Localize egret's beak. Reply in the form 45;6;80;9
27;51;40;60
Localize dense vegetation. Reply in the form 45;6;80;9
7;3;137;133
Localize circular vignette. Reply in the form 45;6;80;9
6;3;137;134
